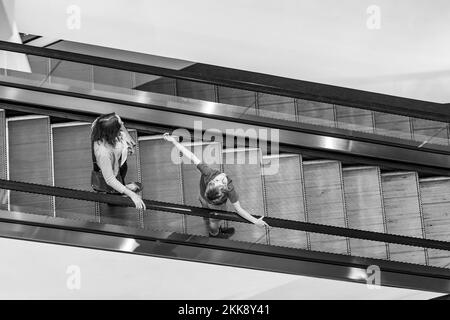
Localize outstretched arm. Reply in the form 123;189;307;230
163;133;201;165
232;201;268;228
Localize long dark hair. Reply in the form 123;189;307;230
91;113;121;147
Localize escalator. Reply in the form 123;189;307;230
0;41;450;296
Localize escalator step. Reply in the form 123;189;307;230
303;160;349;255
342;166;388;259
7;115;53;216
52;122;96;222
419;177;450;268
139;136;184;233
381;172;427;265
262;154;308;249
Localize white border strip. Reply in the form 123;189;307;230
302;159;339;165
381;171;416;177
342;166;379;171
6;115;49;122
51;122;91;128
263;154;299;159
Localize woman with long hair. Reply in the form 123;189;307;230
91;113;146;210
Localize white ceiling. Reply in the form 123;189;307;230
12;0;450;102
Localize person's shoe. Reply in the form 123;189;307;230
209;226;235;239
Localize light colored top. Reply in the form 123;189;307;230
93;134;129;194
91;115;136;194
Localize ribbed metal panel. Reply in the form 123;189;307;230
262;154;308;249
7;116;53;216
139;136;184;233
303;160;349;255
52;123;96;222
343;166;388;259
381;172;427;265
419;177;450;268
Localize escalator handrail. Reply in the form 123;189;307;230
2;178;450;251
0;40;448;123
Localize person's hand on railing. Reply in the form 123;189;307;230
253;216;269;228
163;132;176;143
129;192;146;210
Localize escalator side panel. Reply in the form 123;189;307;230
420;177;450;268
335;105;374;133
343;166;388;259
176;80;216;102
263;154;308;249
50;59;93;91
52;123;96;222
139;137;184;233
373;112;412;141
257;93;296;121
93;65;134;95
8;116;53;216
135;74;176;95
303;160;349;255
217;87;257;115
411;118;450;146
296;99;335;127
381;172;427;265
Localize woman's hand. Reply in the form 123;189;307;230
253;216;269;228
163;133;176;143
129;192;146;210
